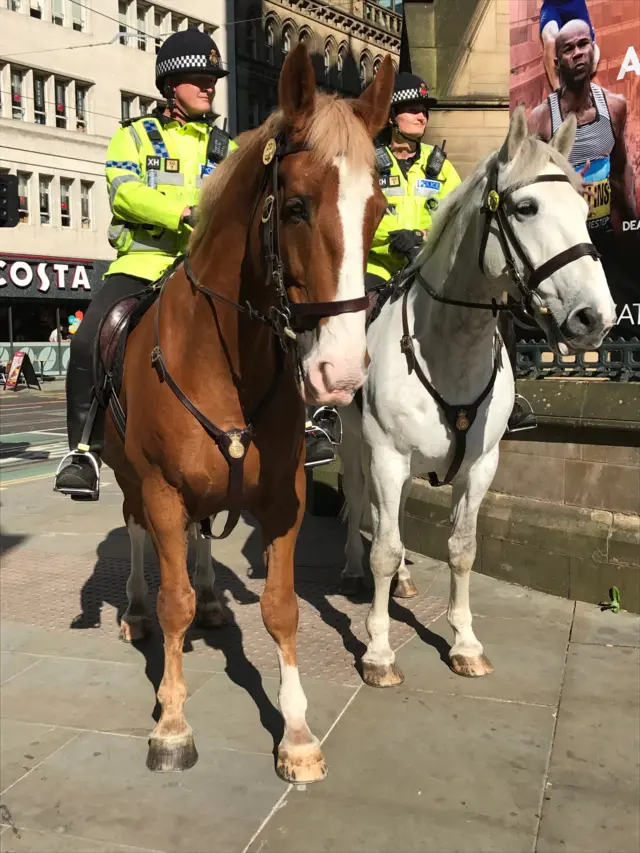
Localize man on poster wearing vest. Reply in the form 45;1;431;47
55;29;236;500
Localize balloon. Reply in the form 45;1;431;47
68;315;76;324
69;325;77;334
75;311;83;320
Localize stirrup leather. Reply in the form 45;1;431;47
53;450;100;500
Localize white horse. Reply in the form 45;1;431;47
339;107;615;686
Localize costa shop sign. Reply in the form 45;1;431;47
0;255;108;300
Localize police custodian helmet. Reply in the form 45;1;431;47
391;72;438;112
155;29;229;94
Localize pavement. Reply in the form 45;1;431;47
0;416;639;852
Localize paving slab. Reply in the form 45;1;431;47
248;686;556;853
0;653;44;686
537;644;640;853
395;611;570;706
1;826;161;853
0;732;285;853
571;601;640;647
0;722;77;793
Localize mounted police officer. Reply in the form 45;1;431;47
305;72;462;468
55;29;236;500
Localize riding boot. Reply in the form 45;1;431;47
54;358;104;501
498;311;537;434
304;406;342;469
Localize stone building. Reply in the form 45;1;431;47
0;0;234;372
234;0;403;132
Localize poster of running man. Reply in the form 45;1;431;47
510;0;639;337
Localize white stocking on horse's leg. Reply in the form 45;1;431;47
258;466;326;784
340;433;367;597
144;485;197;771
447;450;499;678
362;447;410;687
391;481;418;599
191;524;225;628
120;516;150;643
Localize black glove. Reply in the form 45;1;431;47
389;229;424;258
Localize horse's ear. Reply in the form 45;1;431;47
550;112;577;160
499;104;528;163
353;55;394;138
279;43;316;123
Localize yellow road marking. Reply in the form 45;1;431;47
0;472;55;488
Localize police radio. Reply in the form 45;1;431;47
425;140;447;180
374;145;393;173
207;118;230;164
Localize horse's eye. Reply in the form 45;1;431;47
284;197;308;222
516;200;538;217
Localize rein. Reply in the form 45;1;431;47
148;129;370;536
398;158;600;487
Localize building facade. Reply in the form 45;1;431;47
234;0;402;132
0;0;234;374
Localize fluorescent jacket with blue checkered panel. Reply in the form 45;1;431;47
105;114;238;281
367;142;461;282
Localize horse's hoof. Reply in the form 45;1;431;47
362;660;405;688
450;653;494;678
340;575;365;598
195;605;226;629
146;733;198;772
276;742;328;784
119;618;150;644
391;577;419;599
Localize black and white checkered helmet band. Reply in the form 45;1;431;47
156;54;209;78
392;88;426;104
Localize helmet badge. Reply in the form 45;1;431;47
419;83;428;97
209;48;220;67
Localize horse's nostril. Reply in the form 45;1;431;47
576;308;593;330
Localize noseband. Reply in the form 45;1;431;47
478;160;600;312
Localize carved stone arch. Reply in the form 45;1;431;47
323;36;338;87
281;18;299;65
359;49;373;90
264;13;281;66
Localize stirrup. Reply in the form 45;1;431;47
312;406;343;446
53;449;100;500
506;394;537;434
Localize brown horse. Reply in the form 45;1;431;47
101;45;393;783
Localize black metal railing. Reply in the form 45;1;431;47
515;337;640;381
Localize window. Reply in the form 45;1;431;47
11;68;24;120
75;84;88;131
55;78;67;129
137;2;148;50
203;24;215;38
121;94;134;121
154;9;164;53
51;0;64;26
80;181;92;229
170;13;184;33
265;21;275;65
337;48;347;90
373;58;382;78
118;0;128;36
30;1;42;19
282;25;293;60
60;178;72;227
324;44;332;84
139;97;154;116
248;96;260;130
246;21;257;59
71;0;83;31
33;73;46;124
9;0;21;11
17;172;30;224
359;58;368;91
39;176;51;225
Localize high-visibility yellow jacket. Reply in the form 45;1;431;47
105;112;238;282
367;142;462;282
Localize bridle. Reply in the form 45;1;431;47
415;158;600;318
398;156;601;489
180;132;371;349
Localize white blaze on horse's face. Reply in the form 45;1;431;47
301;156;373;406
505;162;615;352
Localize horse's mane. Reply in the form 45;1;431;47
191;93;375;253
420;134;582;264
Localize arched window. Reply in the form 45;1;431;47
359;58;368;90
299;27;313;52
337;47;347;90
265;19;276;65
373;57;383;78
282;24;294;59
323;42;332;84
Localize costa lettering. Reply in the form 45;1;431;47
0;259;92;292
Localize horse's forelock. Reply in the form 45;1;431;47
191;94;375;253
